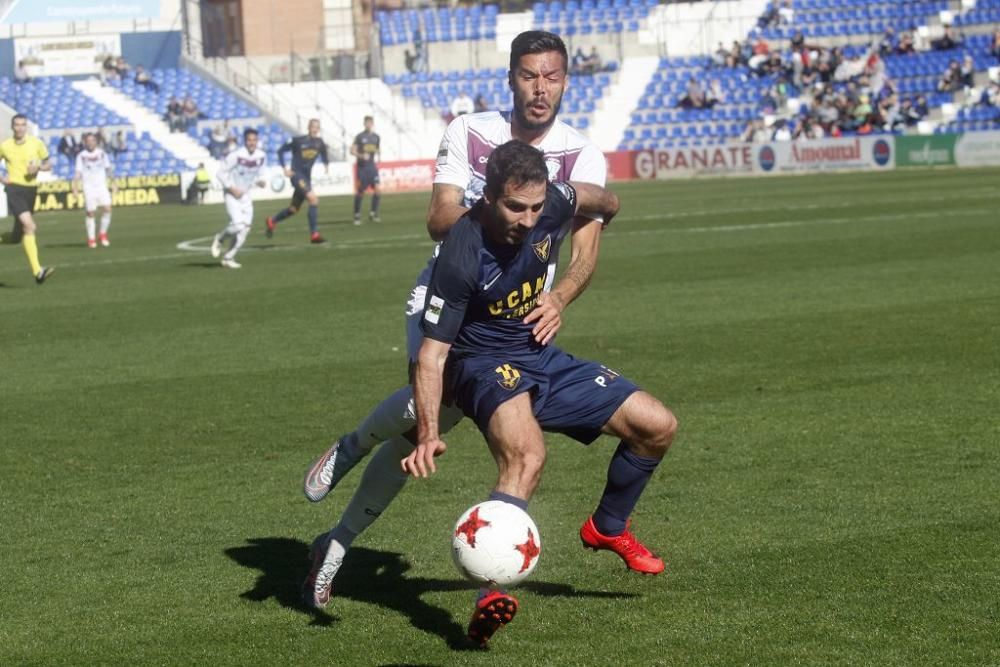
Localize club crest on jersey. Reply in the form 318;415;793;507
495;363;521;390
532;235;551;262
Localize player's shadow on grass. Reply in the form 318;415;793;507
226;536;636;650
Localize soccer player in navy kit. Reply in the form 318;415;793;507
265;118;329;243
404;141;678;646
350;115;381;225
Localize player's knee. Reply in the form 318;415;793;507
288;205;298;214
634;403;677;457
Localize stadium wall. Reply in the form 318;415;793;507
121;31;182;71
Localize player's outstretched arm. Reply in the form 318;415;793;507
403;337;452;478
426;183;469;241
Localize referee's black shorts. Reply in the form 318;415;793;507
6;184;37;218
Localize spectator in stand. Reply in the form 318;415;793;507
58;129;81;161
991;29;1000;62
817;46;843;83
572;47;588;75
757;1;779;29
878;27;897;57
678;76;705;109
896;32;916;55
759;86;779;114
94;127;108;149
914;94;929;118
815;96;841;135
108;130;128;157
712;42;729;68
210;121;232;158
101;55;119;83
933;25;963;51
474;93;490;113
897;98;922;127
165;97;185;132
450;91;475;118
770;118;792;141
404;49;419;74
115;56;130;78
878;92;900;131
704;78;725;108
959;54;975;90
182;96;202;130
14;60;32;85
135;65;160;93
747;37;769;73
739;118;770;142
937;59;963;93
224;135;238;155
583;46;602;74
777;0;794;25
793;116;823;140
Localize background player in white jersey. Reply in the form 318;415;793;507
301;31;609;624
72;133;115;248
211;128;267;269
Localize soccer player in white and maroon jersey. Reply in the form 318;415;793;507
73;132;115;248
302;33;625;644
211;128;267;269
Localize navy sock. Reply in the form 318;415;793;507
488;490;528;511
371;194;380;214
308;205;318;233
592;441;661;537
272;207;293;223
353;194;362;215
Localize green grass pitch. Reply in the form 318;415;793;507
2;168;998;665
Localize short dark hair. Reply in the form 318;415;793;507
485;140;549;201
11;113;26;128
243;128;258;140
364;115;373;123
509;30;568;73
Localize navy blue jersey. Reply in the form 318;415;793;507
421;182;577;358
353;131;380;165
279;135;329;174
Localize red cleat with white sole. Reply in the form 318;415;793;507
580;515;665;575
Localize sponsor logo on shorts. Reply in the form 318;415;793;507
495;363;521;390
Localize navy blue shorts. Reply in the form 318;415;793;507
290;172;312;209
447;345;639;444
357;163;379;191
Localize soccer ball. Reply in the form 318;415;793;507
451;500;541;587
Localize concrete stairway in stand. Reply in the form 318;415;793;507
72;78;215;168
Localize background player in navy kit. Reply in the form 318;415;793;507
350;115;381;225
403;140;678;647
265;118;329;244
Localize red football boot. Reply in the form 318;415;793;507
265;216;276;238
580;515;665;575
467;590;518;647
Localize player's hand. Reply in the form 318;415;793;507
256;179;266;188
401;438;448;478
26;161;39;176
523;291;566;346
283;167;293;178
229;186;244;198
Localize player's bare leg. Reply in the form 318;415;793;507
306;190;324;243
99;204;112;246
84;210;97;248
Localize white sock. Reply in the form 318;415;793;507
99;212;111;235
85;215;96;241
223;224;250;261
333;401;465;542
336;436;414;537
352;385;418;454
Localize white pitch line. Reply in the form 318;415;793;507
2;205;993;276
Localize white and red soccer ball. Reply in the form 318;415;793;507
452;500;541;587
